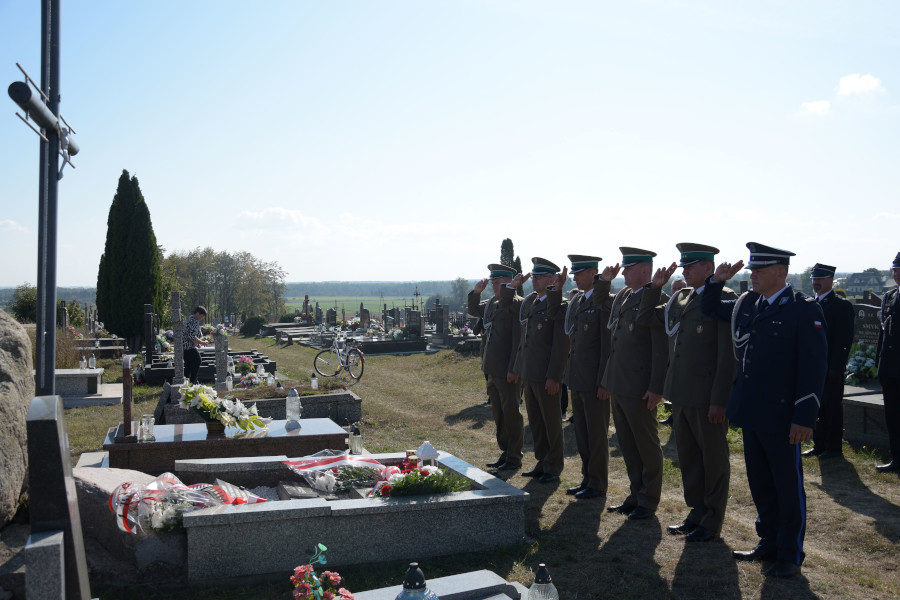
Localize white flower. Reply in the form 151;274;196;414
249;404;259;416
421;466;442;476
388;473;406;484
221;399;235;413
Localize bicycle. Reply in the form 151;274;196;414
314;333;365;381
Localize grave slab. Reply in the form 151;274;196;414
354;569;528;600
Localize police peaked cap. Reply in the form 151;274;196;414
810;263;837;279
530;257;561;275
746;242;795;269
487;264;517;280
619;247;656;268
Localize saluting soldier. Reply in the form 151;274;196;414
701;242;827;578
546;255;613;500
600;248;668;520
468;264;524;472
506;258;569;483
638;243;737;542
876;252;900;473
804;263;855;459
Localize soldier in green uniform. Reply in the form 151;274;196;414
638;243;737;541
547;255;613;500
507;258;570;483
468;264;524;472
600;247;669;520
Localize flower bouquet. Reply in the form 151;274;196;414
179;384;268;431
237;372;262;389
291;544;354;600
846;343;878;385
236;354;255;375
369;464;468;498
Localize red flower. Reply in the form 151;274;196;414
380;484;391;496
419;469;429;477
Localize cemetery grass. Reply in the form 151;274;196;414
284;295;410;314
66;336;900;599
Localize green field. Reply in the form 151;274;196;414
284;296;424;315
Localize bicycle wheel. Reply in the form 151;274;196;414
346;349;365;380
314;350;341;377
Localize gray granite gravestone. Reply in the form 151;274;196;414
143;304;155;366
26;396;92;600
853;303;881;347
171;292;185;385
326;308;337;326
215;334;228;392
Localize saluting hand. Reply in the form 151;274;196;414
553;266;568;290
600;263;621;282
713;260;745;283
651;262;678;289
473;278;489;294
510;273;531;288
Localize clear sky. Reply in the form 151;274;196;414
1;1;898;287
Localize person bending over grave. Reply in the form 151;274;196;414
183;305;208;384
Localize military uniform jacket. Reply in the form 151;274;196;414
504;285;569;382
701;279;827;434
546;280;612;392
598;279;669;398
468;289;522;378
818;291;855;380
877;287;900;378
638;286;737;409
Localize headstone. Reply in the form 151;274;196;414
0;310;33;525
215;334;228;392
143;304;155;366
853;304;881;347
304;295;310;316
342;306;346;323
26;396;92;600
406;310;421;338
171;292;185;385
326;308;337;326
114;356;137;443
360;308;371;329
60;300;68;329
25;530;66;600
315;305;322;325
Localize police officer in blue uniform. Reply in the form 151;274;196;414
701;242;827;578
876;252;900;473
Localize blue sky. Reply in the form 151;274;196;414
2;1;898;287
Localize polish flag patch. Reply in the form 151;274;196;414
814;321;823;328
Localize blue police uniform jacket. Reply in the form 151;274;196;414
701;278;828;435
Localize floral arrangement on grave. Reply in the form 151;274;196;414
155;333;172;352
237;372;262;389
179;384;268;430
213;324;228;337
165;329;174;341
291;544;354;600
458;324;471;336
369;464;468;498
236;354;256;375
389;327;409;341
109;472;266;534
845;343;878;386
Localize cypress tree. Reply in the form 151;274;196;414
513;255;524;296
96;170;163;347
500;238;515;268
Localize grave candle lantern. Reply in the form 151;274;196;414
286;388;302;422
394;563;439;600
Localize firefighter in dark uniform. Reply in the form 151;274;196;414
804;263;855;459
600;248;669;520
507;258;570;483
546;255;613;500
468;264;524;472
701;242;827;578
876;252;900;473
638;243;737;542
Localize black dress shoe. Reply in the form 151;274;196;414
486;458;506;468
522;467;544;478
491;462;519;472
574;487;604;500
539;473;560;483
685;526;716;542
627;506;653;520
764;561;800;578
607;501;637;514
566;483;586;495
818;450;843;460
732;544;776;562
667;520;698;535
876;461;899;473
802;446;824;457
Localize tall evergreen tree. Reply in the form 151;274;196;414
96;170;163;348
500;238;515;267
513;255;524;296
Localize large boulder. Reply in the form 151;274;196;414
0;310;32;526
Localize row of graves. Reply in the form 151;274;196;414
8;292;530;598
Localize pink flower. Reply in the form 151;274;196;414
322;592;335;600
338;589;355;600
320;571;341;586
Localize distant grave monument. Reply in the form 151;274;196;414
853;303;881;347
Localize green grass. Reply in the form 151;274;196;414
285;296;415;315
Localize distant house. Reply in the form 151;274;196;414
844;272;888;296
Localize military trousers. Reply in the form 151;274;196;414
522;379;564;476
880;375;900;460
743;428;807;566
486;374;524;466
570;388;610;492
672;405;730;533
813;374;845;453
610;393;663;510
